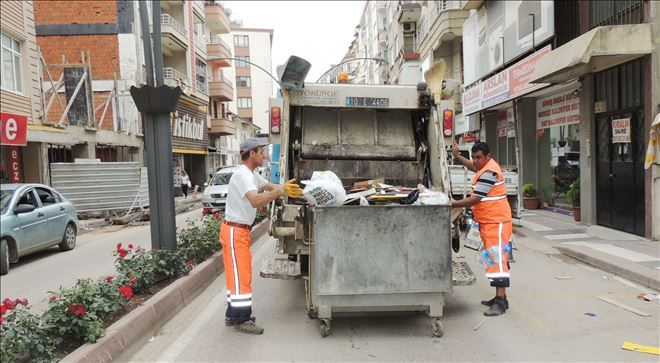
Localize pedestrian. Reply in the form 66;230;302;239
181;170;191;199
449;141;512;317
220;138;303;334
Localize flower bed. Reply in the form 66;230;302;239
1;210;270;362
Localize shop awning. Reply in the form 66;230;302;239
529;24;653;84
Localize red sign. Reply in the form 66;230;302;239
463;131;479;143
1;112;28;146
508;45;551;99
7;146;22;183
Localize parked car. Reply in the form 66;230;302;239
0;184;79;275
202;166;238;214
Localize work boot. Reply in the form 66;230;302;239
481;295;508;309
225;316;256;326
234;320;264;335
484;296;507;317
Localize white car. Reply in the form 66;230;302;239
202;167;237;214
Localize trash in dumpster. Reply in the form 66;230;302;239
353;178;385;189
302;171;347;206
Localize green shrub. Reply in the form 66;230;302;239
567;178;580;206
523;183;538;198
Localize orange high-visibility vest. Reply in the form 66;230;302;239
471;158;512;224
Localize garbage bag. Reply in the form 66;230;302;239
417;190;450;205
302;171;347;206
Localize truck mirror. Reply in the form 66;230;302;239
278;56;311;90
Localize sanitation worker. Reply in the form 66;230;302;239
220;138;303;334
450;141;512;317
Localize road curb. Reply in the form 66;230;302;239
556;245;660;291
62;219;270;362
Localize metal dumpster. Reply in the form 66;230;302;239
307;204;474;337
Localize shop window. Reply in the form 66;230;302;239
1;33;22;93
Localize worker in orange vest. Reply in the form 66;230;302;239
450;141;512;316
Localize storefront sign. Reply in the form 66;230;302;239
7;146;22;183
506;108;516;138
536;86;581;129
463;131;479;143
481;72;509;109
497;110;508;138
509;45;551;98
462;83;482;115
1;112;28;146
611;118;631;143
172;113;204;140
292;89;339;106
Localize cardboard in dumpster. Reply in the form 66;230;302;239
353;178;385;189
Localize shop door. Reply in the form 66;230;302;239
595;110;645;236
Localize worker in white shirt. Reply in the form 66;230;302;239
220;138;303;335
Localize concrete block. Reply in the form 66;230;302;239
180;260;217;305
151;283;185;318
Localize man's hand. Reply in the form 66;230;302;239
451;141;460;157
283;179;304;198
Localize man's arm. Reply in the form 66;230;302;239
450;194;482;208
245;188;284;209
262;183;280;192
451;142;476;172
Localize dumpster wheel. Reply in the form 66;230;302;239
432;318;444;337
320;319;331;337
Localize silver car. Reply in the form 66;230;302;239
0;184;79;275
201;167;237;214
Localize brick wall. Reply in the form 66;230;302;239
38;35;119;80
34;0;117;25
45;91;113;128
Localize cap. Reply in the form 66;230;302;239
240;138;269;153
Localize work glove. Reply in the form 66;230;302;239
283;179;304;198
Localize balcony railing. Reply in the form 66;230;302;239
163;67;190;87
209;36;231;51
161;14;187;38
197;79;209;94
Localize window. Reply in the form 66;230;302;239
17;189;38;208
36;187;58;205
236;76;251;88
233;35;249;47
1;33;22;93
237;97;252;108
235;56;250;68
195;58;207;86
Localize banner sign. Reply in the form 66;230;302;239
611;118;631;143
1;112;28;146
536;86;581;129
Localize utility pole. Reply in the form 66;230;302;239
130;0;181;250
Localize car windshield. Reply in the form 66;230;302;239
1;189;15;214
210;173;233;186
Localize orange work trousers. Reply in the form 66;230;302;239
220;223;253;323
478;221;512;287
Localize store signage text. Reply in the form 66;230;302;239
294;89;339;105
509;46;551;98
462;84;481;115
536;87;581;130
8;146;22;183
172;113;204;141
1;112;28;146
481;72;509;109
611;118;631;143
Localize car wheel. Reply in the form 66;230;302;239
58;223;77;251
0;239;9;275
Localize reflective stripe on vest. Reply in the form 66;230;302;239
471;158;512;223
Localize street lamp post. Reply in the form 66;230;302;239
130;0;181;251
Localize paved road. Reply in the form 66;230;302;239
126;229;660;362
0;208;203;312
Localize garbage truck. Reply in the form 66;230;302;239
263;81;476;337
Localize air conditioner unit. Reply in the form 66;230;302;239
403;22;416;33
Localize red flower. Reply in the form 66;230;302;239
119;250;128;259
106;276;114;283
20;298;28;306
2;299;16;310
0;315;3;325
135;248;141;253
118;285;133;301
186;259;194;266
128;244;134;249
129;277;136;285
213;213;222;221
68;305;86;316
0;305;6;315
116;243;122;250
49;295;57;302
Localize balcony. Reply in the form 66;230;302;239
397;1;422;23
210;116;235;136
164;67;190;89
461;0;484;10
196;79;209;95
207;37;232;67
209;75;234;101
160;14;188;52
378;30;387;46
194;33;207;58
205;1;230;34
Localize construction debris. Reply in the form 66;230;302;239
596;295;651;317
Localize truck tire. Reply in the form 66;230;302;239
0;239;9;275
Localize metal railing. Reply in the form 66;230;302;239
208;36;231;51
161;14;187;38
163;67;190;87
196;79;209;94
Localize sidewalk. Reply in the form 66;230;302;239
514;209;660;291
78;195;202;233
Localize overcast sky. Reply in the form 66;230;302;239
223;1;365;82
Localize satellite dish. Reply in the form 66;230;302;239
277;56;311;91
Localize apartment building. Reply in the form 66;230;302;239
214;21;273;166
1;1;46;184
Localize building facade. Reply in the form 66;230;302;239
0;1;44;184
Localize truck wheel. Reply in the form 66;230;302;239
1;239;9;275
